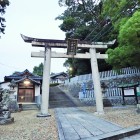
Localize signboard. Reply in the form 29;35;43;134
124;88;135;96
67;38;78;55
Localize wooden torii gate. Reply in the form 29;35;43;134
21;34;115;116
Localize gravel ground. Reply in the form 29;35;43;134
79;106;140;128
1;106;140;140
0;109;58;140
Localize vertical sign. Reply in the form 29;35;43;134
67;38;78;55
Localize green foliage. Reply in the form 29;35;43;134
57;0;103;40
33;63;43;76
57;0;112;75
50;83;59;87
60;17;76;32
0;0;9;37
107;10;140;69
119;11;140;46
57;0;140;74
63;49;92;76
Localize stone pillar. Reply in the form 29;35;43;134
90;48;104;114
37;47;51;117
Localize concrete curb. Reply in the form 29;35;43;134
94;125;140;140
54;109;65;140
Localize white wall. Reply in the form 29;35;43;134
1;82;10;89
35;85;40;96
14;87;18;96
1;82;18;100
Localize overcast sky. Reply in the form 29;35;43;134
0;0;67;81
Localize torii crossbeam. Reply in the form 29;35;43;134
21;34;115;116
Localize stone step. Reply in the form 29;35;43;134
18;104;39;110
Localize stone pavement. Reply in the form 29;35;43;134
55;107;123;140
120;133;140;140
49;87;77;108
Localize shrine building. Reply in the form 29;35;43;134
0;69;42;104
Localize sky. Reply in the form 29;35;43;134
0;0;67;81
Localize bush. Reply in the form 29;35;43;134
50;83;59;87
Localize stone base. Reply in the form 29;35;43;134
94;111;104;115
103;98;112;107
37;113;51;117
0;117;14;125
8;100;19;112
136;104;140;113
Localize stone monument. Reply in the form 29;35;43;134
101;82;112;107
8;79;19;112
0;87;14;125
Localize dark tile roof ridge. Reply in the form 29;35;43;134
14;76;40;85
50;72;68;78
4;69;42;78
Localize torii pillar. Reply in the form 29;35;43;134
90;48;103;113
37;47;51;117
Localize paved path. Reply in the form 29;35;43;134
55;107;122;140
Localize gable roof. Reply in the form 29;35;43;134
13;69;34;77
14;76;41;85
50;72;68;79
4;69;42;82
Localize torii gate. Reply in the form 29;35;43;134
21;34;115;116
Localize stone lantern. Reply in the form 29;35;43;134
8;79;18;112
8;79;17;100
0;89;14;125
101;82;112;107
8;79;17;90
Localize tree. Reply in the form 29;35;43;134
57;0;140;74
101;0;140;40
33;63;43;76
0;0;9;37
57;0;107;41
57;0;113;76
106;10;140;69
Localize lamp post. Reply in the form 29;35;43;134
8;79;17;100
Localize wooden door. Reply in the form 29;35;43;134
18;89;34;102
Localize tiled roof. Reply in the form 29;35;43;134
4;69;42;82
50;72;68;79
14;76;41;85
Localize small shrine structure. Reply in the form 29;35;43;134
118;83;139;104
0;69;42;104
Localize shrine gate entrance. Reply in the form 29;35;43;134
21;34;115;116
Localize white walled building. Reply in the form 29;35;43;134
50;72;68;84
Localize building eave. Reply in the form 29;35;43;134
14;76;41;85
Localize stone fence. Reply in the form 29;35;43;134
62;67;140;106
